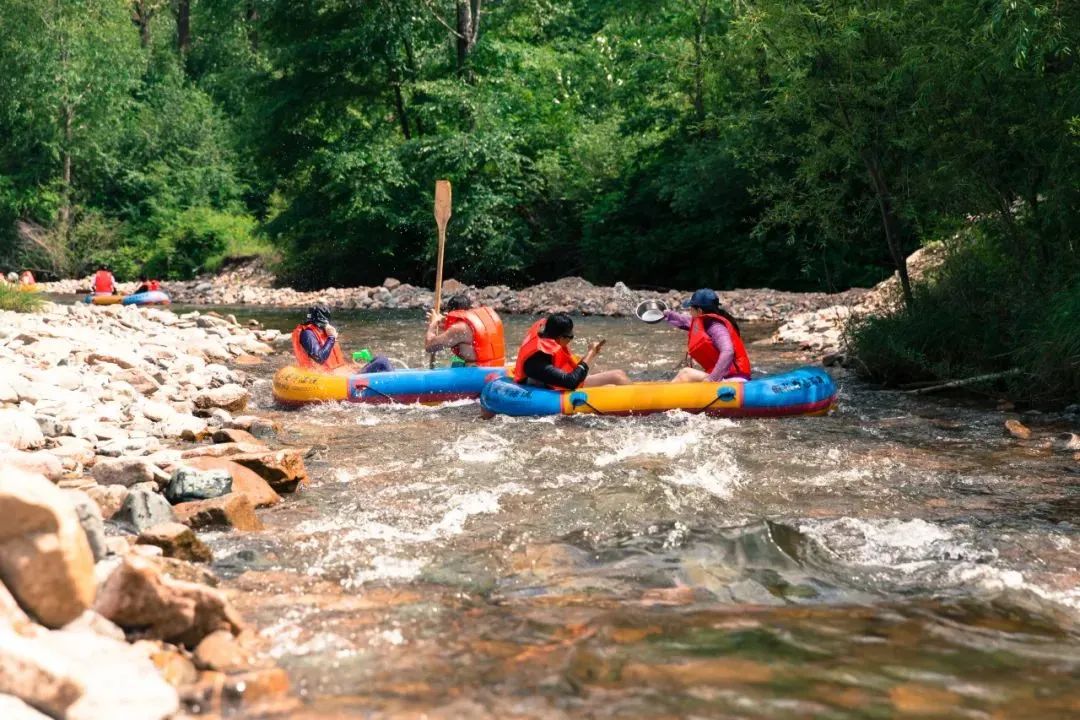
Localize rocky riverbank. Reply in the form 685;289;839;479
41;260;869;322
0;301;306;718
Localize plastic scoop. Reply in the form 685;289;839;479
635;299;669;324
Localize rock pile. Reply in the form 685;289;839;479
41;262;867;321
1;301;303;716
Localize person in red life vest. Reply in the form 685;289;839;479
92;265;117;295
513;313;631;389
292;304;393;375
424;294;506;367
18;270;35;286
134;275;162;294
664;288;752;383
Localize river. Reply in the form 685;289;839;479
193;308;1080;718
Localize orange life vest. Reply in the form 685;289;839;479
291;323;346;371
92;270;115;294
19;271;34;285
444;307;505;367
513;319;579;388
688;313;752;380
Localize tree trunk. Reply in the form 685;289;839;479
386;55;412;140
691;1;709;124
246;2;259;52
455;0;482;78
59;104;73;241
131;2;153;48
403;37;424;135
862;150;914;309
176;0;190;54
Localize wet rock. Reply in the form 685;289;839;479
1005;419;1032;440
183;457;281;508
63;490;107;562
0;468;96;627
0;409;45;450
114;487;177;534
85;483;129;520
91;457;159;487
137;522;212;563
1054;433;1080;452
248;418;281;440
619;658;774;688
0;448;63;481
212;427;261;445
193;629;253;672
0;624;180;720
173;494;263;532
231;449;309;493
93;556;243;647
889;683;962;715
165;466;232;503
193;384;249;413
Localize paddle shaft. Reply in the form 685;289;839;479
430;180;452;369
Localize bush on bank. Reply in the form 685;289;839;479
0;282;44;312
848;229;1080;404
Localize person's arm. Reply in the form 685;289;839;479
523;352;589;390
664;310;691;331
425;317;471;353
705;322;735;382
300;329;338;364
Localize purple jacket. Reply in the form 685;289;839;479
665;310;734;382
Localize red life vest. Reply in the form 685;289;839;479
92;270;115;294
19;271;34;285
513;319;579;388
148;280;160;291
291;323;346;371
688;313;752;380
444;307;506;367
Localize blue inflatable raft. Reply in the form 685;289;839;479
480;366;837;418
273;364;509;405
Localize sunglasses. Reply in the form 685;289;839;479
561;334;574;340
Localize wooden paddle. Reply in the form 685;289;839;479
430;179;452;368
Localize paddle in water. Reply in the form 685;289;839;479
430;180;452;369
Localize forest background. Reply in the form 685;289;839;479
0;1;1076;396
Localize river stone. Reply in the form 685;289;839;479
0;409;45;450
62;609;126;642
137;522;212;563
84;484;129;521
180;441;266;459
182;457;280;508
1054;432;1080;452
63;490;107;562
0;624;180;720
34;415;68;438
113;488;177;534
212;427;261;445
1004;419;1032;440
0;468;96;628
193;384;249;413
0;449;63;482
94;556;243;647
231;449;309;493
173;493;263;532
165;466;232;503
92;457;158;487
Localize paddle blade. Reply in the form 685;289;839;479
434;180;452;229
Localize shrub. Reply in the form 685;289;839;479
0;282;44;312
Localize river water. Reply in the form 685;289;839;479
198;308;1080;718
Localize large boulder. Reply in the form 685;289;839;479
93;556;243;647
0;625;179;720
231;449;309;493
0;468;96;627
183;457;281;508
164;466;232;504
173;494;263;532
0;410;45;450
193;384;249;413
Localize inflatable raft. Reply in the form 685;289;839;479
121;290;170;306
84;294;124;305
480;366;837;418
273;365;508;405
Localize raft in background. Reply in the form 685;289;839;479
83;291;171;306
84;294;124;305
480;366;837;418
273;364;509;405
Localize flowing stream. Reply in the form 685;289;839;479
197;308;1079;718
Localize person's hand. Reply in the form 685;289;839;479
427;309;443;327
584;339;606;362
325;324;338;338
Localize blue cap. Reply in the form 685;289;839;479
682;288;719;309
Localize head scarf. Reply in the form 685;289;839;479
305;304;332;328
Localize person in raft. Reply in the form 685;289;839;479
291;304;393;375
19;270;35;286
664;288;752;383
514;313;631;389
424;294;506;367
92;264;117;295
133;275;161;294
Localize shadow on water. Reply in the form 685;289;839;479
188;306;1080;718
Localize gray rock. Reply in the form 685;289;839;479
63;490;108;562
34;415;68;438
113;488;176;534
165;466;233;504
91;458;157;487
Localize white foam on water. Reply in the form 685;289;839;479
440;429;513;463
800;517;964;567
594;429;701;467
342;555;428;587
659;453;743;500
